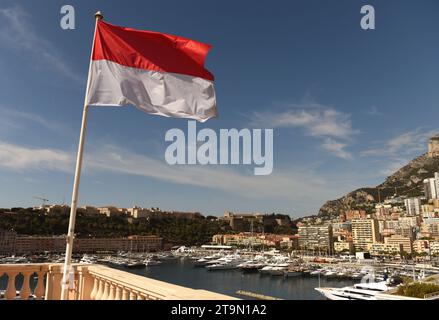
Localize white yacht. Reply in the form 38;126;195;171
126;260;145;268
258;255;291;275
323;270;337;278
194;253;224;266
284;266;304;277
267;266;288;276
238;260;267;272
315;279;403;300
310;269;324;276
206;255;243;271
259;265;275;274
206;262;238;270
110;257;128;266
194;258;209;266
80;254;97;264
259;263;289;275
156;253;177;260
144;258;162;266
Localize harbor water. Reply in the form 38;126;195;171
117;258;356;300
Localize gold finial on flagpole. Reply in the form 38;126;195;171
95;11;104;20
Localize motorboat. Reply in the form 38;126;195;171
126;260;145;268
156;253;177;260
206;256;243;271
310;269;323;276
267;266;288;276
258;256;290;275
284;267;303;277
238;261;266;272
323;270;337;278
193;253;225;267
144;258;162;266
194;258;209;266
108;257;128;266
259;265;274;274
80;254;97;264
206;262;238;271
2;256;30;264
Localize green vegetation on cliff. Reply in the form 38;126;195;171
0;208;231;246
0;208;296;245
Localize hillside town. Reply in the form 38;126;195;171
295;180;439;259
209;170;439;260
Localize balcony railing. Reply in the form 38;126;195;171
0;263;237;300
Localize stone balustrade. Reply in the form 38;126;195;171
0;264;49;300
0;263;236;300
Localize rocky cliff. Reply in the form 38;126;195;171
317;153;439;219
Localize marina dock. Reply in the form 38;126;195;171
236;290;283;300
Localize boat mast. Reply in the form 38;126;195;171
250;219;254;252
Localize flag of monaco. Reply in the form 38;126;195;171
86;20;217;122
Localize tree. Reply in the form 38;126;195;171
0;209;230;246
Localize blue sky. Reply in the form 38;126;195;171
0;0;438;217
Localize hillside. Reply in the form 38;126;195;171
317;153;439;219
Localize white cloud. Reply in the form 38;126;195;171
0;141;72;172
0;106;59;132
0;6;83;83
365;106;384;117
86;145;335;201
251;103;357;140
251;102;356;159
0;140;337;205
321;138;352;160
360;129;439;178
361;129;438;158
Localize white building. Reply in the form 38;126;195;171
420;219;439;238
385;220;400;230
404;197;421;216
334;241;354;254
97;206;124;217
127;206;150;219
331;222;352;232
384;234;412;254
369;243;403;257
430;241;439;256
298;225;333;253
423;173;439;200
352;219;380;251
398;216;419;228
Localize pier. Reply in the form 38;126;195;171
236;290;283;300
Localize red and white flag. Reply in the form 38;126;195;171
86;20;217;122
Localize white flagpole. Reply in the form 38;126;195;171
60;11;104;301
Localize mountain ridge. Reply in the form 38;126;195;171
317;152;439;219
